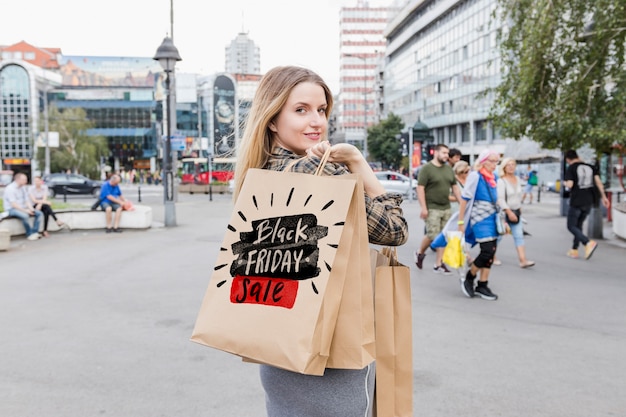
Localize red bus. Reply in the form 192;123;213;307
181;157;235;184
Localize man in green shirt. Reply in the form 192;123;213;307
415;144;462;273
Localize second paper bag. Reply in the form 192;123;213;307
191;168;358;376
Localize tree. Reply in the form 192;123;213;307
491;0;626;153
37;106;109;178
367;113;405;169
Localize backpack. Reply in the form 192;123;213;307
528;171;538;186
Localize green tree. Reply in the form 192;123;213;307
37;106;109;178
367;113;405;169
491;0;626;153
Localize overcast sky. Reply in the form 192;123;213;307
2;0;391;93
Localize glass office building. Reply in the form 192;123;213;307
383;0;509;158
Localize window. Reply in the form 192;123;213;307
461;123;471;142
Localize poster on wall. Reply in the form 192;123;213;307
213;74;236;157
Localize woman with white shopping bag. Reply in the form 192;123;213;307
231;66;408;417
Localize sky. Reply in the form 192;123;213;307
1;0;391;93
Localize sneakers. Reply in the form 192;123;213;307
27;233;40;241
113;228;123;233
566;249;579;259
461;271;475;298
415;252;426;269
475;282;498;301
584;240;598;260
433;264;452;275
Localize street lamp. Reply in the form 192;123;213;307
345;54;368;160
153;36;182;227
42;86;51;175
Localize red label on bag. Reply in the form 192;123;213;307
230;276;298;308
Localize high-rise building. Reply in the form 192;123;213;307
381;0;548;161
225;32;261;75
337;1;390;156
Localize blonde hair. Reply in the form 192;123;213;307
453;160;470;175
233;66;333;200
497;157;516;177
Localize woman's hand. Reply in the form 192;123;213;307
506;210;518;223
307;142;362;167
307;142;386;198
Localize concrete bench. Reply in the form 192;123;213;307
0;204;153;238
0;229;9;251
613;202;626;240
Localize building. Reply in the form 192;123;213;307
381;0;548;161
225;32;261;75
53;55;162;173
224;31;262;148
337;0;391;155
0;42;62;174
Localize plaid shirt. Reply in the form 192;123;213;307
263;147;408;246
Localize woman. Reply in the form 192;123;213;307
450;160;470;211
496;158;535;268
233;66;408;417
29;175;65;237
457;149;500;301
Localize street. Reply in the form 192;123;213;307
1;186;625;417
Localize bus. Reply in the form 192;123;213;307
181;157;236;184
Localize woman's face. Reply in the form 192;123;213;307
504;161;516;175
456;168;470;180
482;155;500;172
269;82;328;155
34;177;44;186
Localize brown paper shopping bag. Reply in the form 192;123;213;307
326;174;376;369
372;247;413;417
191;163;362;376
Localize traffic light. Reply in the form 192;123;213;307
399;131;409;156
421;143;435;163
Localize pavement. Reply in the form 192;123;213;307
1;185;625;417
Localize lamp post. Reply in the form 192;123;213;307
345;54;368;159
153;36;182;227
43;86;51;175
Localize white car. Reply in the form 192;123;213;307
374;171;416;198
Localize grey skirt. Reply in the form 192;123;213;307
260;363;375;417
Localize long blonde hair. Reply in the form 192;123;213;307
233;66;333;200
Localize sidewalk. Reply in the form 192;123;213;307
1;189;625;417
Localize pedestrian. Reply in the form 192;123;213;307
457;149;501;300
448;147;462;168
563;149;609;259
99;174;127;233
232;65;408;417
521;164;538;204
496;157;535;268
450;160;470;213
28;175;66;237
428;160;472;267
414;144;463;275
2;172;42;240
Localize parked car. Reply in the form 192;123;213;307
43;173;102;197
375;171;416;198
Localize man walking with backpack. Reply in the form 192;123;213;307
521;164;538;204
563;150;609;260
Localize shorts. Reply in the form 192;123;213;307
524;183;534;193
425;208;451;240
101;200;121;211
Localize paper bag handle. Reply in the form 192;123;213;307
381;247;399;266
313;147;333;176
283;146;333;177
